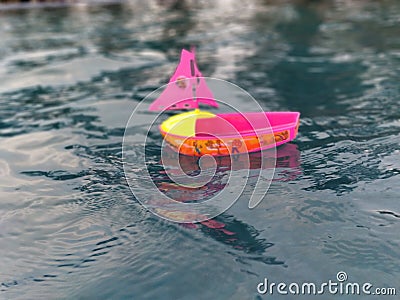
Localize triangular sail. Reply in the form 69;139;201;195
149;49;218;111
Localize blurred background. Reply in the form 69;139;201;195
0;0;399;299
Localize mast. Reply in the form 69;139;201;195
149;49;218;112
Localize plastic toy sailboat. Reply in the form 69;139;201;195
149;48;300;156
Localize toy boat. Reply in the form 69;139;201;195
149;49;300;156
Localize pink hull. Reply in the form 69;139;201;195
162;111;300;156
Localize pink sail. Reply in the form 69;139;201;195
149;49;218;111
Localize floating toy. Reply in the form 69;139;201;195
149;49;300;156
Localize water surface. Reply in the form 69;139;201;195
0;1;399;299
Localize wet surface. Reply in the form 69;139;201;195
0;1;399;299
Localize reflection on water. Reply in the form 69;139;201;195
1;0;399;298
157;143;300;201
150;144;299;259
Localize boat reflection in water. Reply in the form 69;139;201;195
147;143;299;260
149;142;300;223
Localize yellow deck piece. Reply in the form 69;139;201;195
160;109;215;137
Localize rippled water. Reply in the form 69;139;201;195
0;1;399;299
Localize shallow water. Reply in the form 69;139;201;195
0;1;399;299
